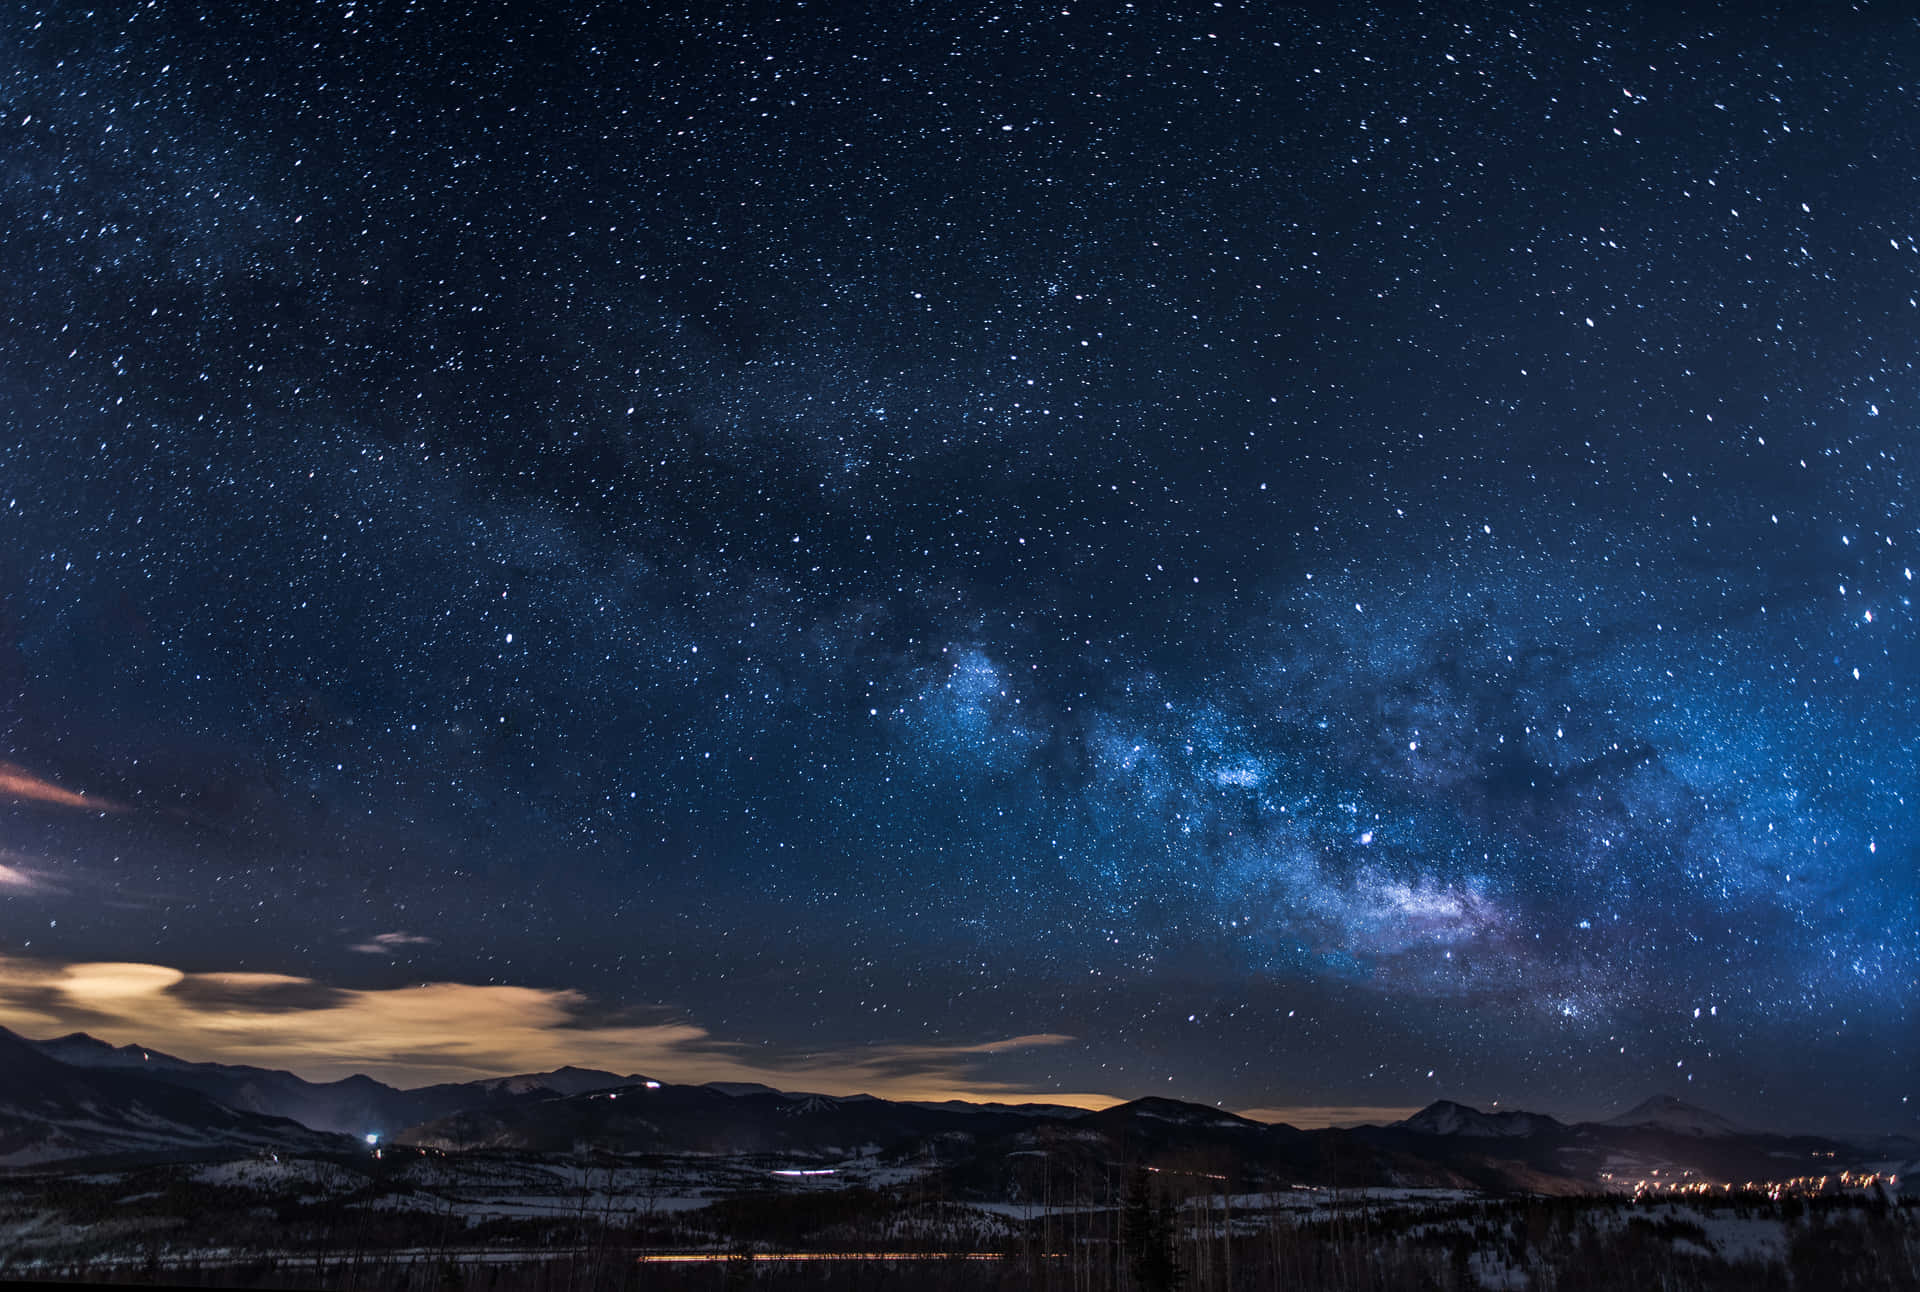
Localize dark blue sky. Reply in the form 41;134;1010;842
0;0;1913;1132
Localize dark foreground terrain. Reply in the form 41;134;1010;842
1;1146;1914;1291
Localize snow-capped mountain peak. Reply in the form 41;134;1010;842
1603;1095;1745;1137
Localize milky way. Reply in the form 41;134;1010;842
0;2;1914;1131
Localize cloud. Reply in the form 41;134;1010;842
0;954;1112;1107
59;961;185;1001
348;932;437;955
0;762;126;813
0;858;57;894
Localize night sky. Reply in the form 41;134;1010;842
1;1;1915;1134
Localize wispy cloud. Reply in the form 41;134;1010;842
0;863;44;892
0;762;126;813
0;852;61;895
0;954;1111;1107
348;932;437;955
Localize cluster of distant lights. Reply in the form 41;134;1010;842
1614;1168;1899;1201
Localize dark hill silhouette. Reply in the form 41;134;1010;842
18;1027;650;1137
0;1028;350;1166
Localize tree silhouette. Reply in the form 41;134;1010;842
1122;1167;1184;1292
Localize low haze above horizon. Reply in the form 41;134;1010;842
1;1;1914;1139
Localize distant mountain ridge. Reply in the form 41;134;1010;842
1364;1095;1903;1196
1395;1100;1565;1138
1603;1094;1748;1137
16;1029;1098;1140
0;1029;351;1166
13;1028;653;1138
7;1028;1906;1196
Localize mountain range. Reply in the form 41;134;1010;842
3;1025;1913;1196
21;1027;654;1138
0;1028;348;1166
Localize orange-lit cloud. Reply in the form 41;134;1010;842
1236;1105;1420;1129
0;762;126;813
0;864;43;891
0;954;1115;1109
0;851;61;895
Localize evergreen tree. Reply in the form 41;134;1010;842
1122;1166;1184;1292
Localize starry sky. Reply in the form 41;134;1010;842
0;1;1915;1134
